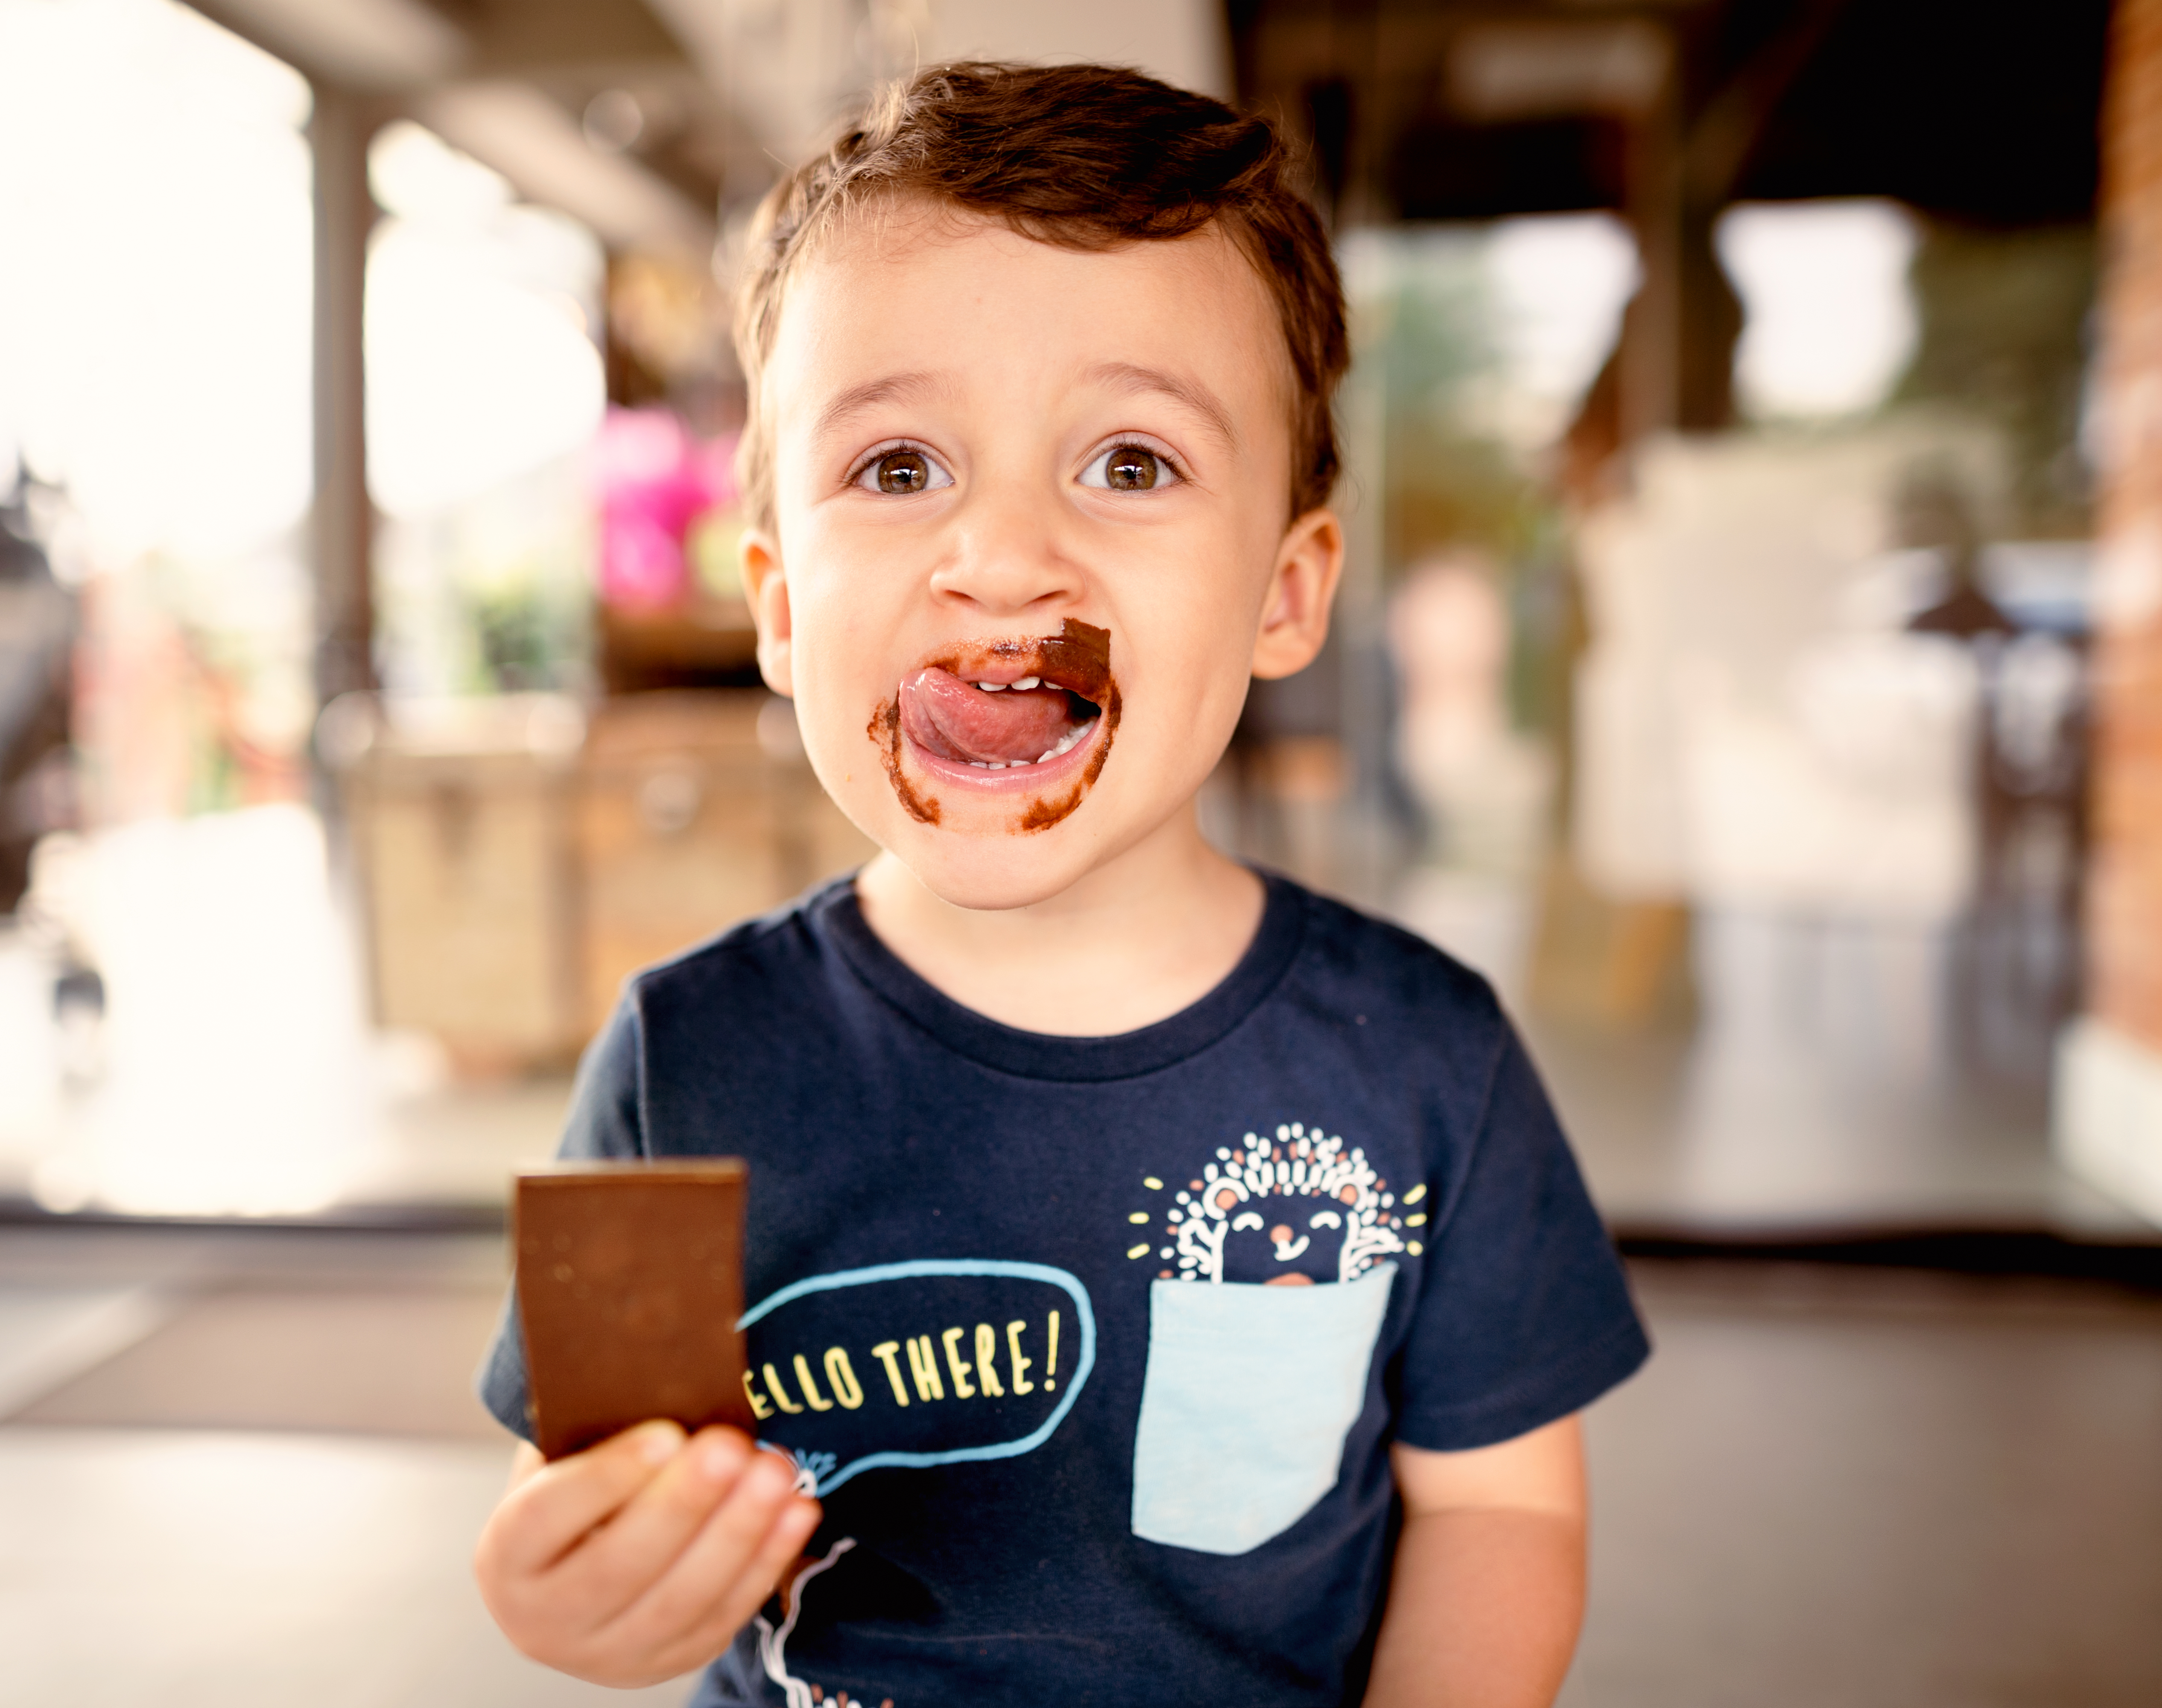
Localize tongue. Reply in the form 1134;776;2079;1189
900;667;1079;764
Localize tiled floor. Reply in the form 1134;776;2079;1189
1525;1013;2146;1237
0;1427;692;1708
3;1228;2159;1706
0;1227;508;1437
1573;1263;2162;1707
1457;898;2147;1238
0;1227;690;1706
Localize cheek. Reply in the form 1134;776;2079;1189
779;523;902;670
1177;654;1259;757
1125;538;1277;719
777;575;883;758
792;644;886;784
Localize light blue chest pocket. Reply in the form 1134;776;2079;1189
1129;1263;1396;1556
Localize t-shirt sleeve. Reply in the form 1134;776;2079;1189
473;995;648;1442
1391;1024;1649;1452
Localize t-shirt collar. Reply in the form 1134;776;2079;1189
815;868;1306;1083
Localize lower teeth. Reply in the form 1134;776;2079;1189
960;719;1096;772
1049;719;1095;758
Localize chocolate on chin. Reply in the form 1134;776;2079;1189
514;1160;753;1460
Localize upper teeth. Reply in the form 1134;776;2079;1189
974;677;1044;692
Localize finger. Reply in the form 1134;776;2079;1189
602;1448;810;1655
553;1427;758;1614
666;1487;817;1652
485;1421;685;1578
630;1496;826;1684
504;1440;545;1492
663;1493;825;1667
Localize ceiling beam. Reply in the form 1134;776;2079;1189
418;80;715;253
192;0;464;90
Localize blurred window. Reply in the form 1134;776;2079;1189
365;121;606;699
0;0;311;558
1718;199;1920;421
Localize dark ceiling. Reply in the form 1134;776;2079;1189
1229;0;2110;228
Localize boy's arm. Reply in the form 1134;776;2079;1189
1361;1414;1589;1708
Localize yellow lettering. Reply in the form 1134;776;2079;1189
906;1334;946;1401
793;1353;834;1412
762;1361;805;1415
1046;1309;1060;1389
869;1341;909;1406
742;1368;774;1421
941;1327;977;1398
973;1323;1005;1397
1006;1319;1034;1395
824;1347;865;1410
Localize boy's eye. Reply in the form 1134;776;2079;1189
1081;444;1175;492
855;448;952;496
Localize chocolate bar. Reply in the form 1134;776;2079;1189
514;1160;753;1459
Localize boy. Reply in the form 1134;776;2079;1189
474;62;1647;1708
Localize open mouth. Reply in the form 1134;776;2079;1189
900;671;1101;770
871;619;1120;831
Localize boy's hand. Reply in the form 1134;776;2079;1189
474;1420;823;1688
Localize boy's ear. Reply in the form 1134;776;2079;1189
1250;507;1344;681
739;529;794;698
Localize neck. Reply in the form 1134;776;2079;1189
853;806;1266;1036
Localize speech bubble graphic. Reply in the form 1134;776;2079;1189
737;1258;1097;1497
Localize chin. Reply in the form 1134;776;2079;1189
880;822;1118;912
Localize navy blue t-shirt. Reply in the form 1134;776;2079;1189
479;872;1647;1707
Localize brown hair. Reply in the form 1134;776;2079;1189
733;61;1347;530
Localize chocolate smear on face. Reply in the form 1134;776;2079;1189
868;697;940;824
1012;620;1119;834
1040;618;1111;689
880;617;1119;834
1017;674;1120;833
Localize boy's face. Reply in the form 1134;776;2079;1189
743;208;1340;910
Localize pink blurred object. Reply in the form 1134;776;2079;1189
594;408;739;609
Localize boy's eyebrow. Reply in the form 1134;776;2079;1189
1083;362;1240;448
814;370;954;442
812;363;1239;449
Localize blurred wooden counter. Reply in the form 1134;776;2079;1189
330;690;873;1070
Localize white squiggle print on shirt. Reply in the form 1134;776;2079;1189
754;1536;857;1708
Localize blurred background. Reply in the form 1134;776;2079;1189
1;0;2159;1702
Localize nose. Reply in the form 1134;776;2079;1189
926;479;1085;620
